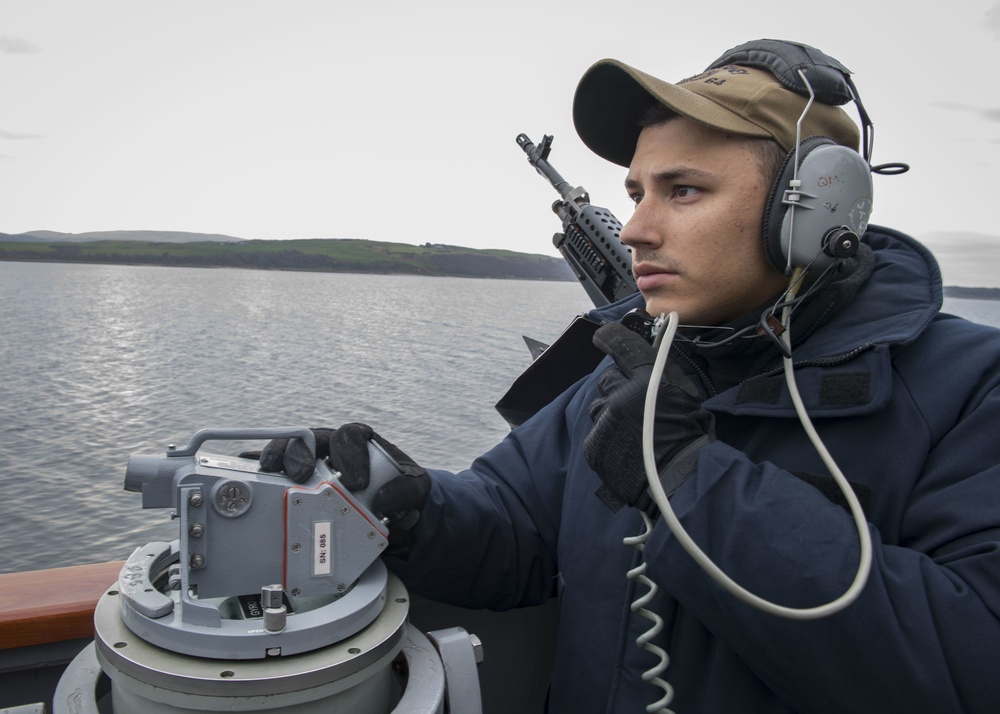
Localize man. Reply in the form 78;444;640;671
260;41;1000;712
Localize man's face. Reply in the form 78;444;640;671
622;117;788;326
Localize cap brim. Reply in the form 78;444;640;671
574;58;860;166
574;59;780;167
572;60;656;168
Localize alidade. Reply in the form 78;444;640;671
118;427;398;660
54;427;484;714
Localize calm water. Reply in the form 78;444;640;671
0;262;592;574
1;262;998;574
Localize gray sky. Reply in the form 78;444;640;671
2;0;999;286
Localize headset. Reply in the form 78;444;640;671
706;39;907;275
762;135;873;273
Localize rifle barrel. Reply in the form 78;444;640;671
516;134;573;199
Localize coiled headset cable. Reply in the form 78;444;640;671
624;509;676;714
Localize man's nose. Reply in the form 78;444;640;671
620;203;659;248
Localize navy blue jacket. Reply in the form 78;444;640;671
389;226;1000;712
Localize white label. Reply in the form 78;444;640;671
201;455;261;473
314;521;331;576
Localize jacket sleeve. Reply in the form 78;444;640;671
643;320;1000;713
384;377;589;611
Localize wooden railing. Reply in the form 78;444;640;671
0;561;124;650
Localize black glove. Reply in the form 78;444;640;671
244;428;334;484
325;423;430;533
584;321;715;513
245;424;430;532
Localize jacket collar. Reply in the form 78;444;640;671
589;226;942;418
782;226;942;360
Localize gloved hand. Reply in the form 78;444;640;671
324;423;431;533
245;424;431;533
247;427;334;484
584;321;715;513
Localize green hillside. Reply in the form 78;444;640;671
0;237;575;282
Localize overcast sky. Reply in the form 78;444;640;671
2;1;999;286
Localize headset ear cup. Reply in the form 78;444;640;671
761;135;837;272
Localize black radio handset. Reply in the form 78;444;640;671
621;308;659;345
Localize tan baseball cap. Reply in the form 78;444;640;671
573;58;861;167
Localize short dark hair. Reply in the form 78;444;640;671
637;101;787;186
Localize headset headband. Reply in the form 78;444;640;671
707;39;876;163
707;39;855;105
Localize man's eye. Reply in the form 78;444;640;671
673;186;698;199
629;194;643;206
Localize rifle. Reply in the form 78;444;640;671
516;133;637;307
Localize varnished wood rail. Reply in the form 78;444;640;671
0;561;124;650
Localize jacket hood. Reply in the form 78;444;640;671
793;225;942;359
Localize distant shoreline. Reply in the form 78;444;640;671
942;286;1000;301
0;236;577;283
